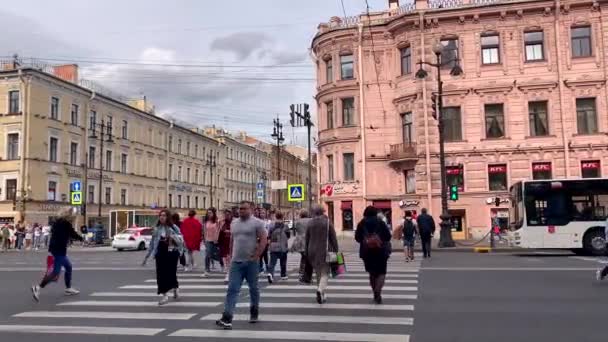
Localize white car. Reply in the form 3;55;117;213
112;227;154;251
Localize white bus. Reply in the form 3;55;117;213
509;178;608;255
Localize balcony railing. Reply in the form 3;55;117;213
388;143;418;161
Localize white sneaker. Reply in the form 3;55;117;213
173;288;179;300
31;285;40;302
223;274;229;284
202;272;210;278
64;288;80;296
597;269;603;281
267;273;274;284
184;266;191;273
280;276;289;281
158;294;169;306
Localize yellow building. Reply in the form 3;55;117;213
0;64;223;229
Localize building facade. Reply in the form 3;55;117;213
0;64;223;231
312;0;608;237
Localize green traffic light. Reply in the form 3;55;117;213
449;185;459;201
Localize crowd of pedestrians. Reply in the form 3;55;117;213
1;222;51;251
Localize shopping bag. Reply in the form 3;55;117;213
330;252;346;278
45;255;60;281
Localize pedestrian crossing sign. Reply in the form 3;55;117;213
71;191;82;205
288;184;305;202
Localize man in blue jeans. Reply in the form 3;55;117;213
216;201;267;329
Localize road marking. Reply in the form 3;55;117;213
571;256;608;264
170;329;408;342
235;302;414;311
0;267;152;272
122;285;232;290
422;267;598;271
267;285;417;291
200;314;413;325
91;291;417;299
58;300;220;307
165;278;418;284
14;311;195;320
0;325;163;336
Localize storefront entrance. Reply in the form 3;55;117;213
448;209;467;240
341;201;353;231
373;200;392;228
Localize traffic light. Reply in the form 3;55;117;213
449;185;459;201
431;94;438;120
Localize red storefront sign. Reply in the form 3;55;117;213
446;167;462;175
488;165;507;173
532;163;552;172
320;184;334;197
581;161;600;170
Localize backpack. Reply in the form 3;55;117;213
403;220;416;240
364;232;383;250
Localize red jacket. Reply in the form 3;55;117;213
180;216;203;251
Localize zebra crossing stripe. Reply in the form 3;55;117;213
0;325;163;336
90;291;418;299
235;302;414;310
200;314;413;325
13;311;195;320
57;300;220;307
169;329;408;342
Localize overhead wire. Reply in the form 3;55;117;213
364;0;387;118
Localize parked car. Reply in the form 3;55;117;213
111;227;153;251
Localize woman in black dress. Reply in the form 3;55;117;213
142;209;184;305
355;206;392;304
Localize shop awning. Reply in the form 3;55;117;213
340;201;353;210
372;201;392;209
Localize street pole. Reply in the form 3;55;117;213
289;103;314;210
98;119;105;220
83;151;88;227
435;54;455;248
207;153;215;209
272;117;285;210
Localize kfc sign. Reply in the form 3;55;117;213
532;163;552;171
581;161;600;170
488;165;507;174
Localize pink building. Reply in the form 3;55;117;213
312;0;608;239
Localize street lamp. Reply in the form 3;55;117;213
416;41;463;248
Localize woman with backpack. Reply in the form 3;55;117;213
266;211;290;283
396;211;418;262
355;206;392;304
142;209;185;306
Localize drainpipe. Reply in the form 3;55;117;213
357;23;367;202
18;70;30;222
554;0;570;177
419;11;433;213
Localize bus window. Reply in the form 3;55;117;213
510;183;524;230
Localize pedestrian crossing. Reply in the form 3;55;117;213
3;252;422;341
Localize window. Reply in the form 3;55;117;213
186;168;191;183
5;179;16;201
195;196;199;209
49;137;58;162
50;97;59;120
581;160;601;178
47;181;57;201
203;171;207;185
169;194;173;208
186;141;191;156
446;165;464;191
325;58;333;83
488;164;508;191
326;101;334;129
443;107;462;142
106;116;113;137
8;90;19;113
440;38;459;69
70;142;78;165
576;98;598;134
195;145;199;158
405;170;416;194
524;31;544;61
178;139;182;154
481;34;500;64
120;189;127;206
70;104;79;126
528;101;549;136
121;120;128;139
342;98;355;126
186;195;191;208
572;26;592;58
400;46;412;75
343;153;355;181
532;162;552;180
121;153;128;173
195;169;200;184
89;147;96;168
105;150;112;171
105;187;112;204
168;135;173;152
203;197;207;208
88;185;95;203
340;54;354;80
178;166;182;182
89;111;97;132
401;112;413;144
7;133;19;160
327;155;334;182
177;195;182;208
485;104;505;138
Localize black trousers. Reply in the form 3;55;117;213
299;253;313;283
420;235;432;257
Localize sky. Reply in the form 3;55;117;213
0;0;399;145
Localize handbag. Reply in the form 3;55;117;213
324;217;345;268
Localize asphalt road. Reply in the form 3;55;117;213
0;247;606;341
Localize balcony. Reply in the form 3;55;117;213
388;143;418;162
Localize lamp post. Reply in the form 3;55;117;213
206;152;217;209
271;117;285;210
415;41;463;248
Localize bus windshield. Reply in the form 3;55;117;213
523;179;608;227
